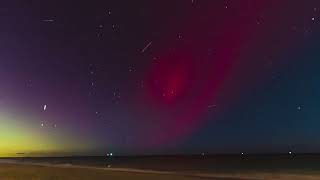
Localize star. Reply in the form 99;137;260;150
128;66;136;72
297;106;302;111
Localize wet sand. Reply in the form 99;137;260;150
0;162;319;180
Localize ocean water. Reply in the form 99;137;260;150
3;154;320;174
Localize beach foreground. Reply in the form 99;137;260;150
0;163;208;180
1;162;320;180
0;164;195;180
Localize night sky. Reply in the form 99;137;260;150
1;0;320;157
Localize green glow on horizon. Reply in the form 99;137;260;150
0;113;98;157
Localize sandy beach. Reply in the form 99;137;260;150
0;163;233;180
1;161;320;180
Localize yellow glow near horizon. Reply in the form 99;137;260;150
0;113;96;157
0;123;55;157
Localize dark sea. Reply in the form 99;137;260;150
3;154;320;174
